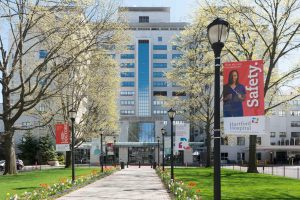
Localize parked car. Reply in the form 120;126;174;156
0;160;5;171
0;159;24;171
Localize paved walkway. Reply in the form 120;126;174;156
57;166;171;200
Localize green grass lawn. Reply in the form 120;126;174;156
0;167;101;199
174;168;300;200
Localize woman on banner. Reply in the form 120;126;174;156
223;70;246;117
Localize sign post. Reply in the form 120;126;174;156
55;123;70;151
223;60;265;135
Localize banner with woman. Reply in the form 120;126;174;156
223;60;265;135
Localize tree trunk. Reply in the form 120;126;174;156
247;135;258;173
205;127;211;167
65;151;71;168
3;132;17;175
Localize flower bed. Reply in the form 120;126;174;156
156;167;202;200
7;167;118;200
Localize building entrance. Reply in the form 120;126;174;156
128;147;155;164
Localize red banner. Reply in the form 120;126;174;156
223;60;264;117
55;123;70;144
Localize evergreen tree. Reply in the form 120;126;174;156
17;131;39;165
39;134;58;164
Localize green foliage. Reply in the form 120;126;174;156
39;134;58;163
0;167;102;199
172;168;300;200
57;153;65;165
17;131;39;165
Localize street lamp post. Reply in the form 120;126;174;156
157;136;160;166
100;131;103;173
161;128;166;171
168;108;176;180
207;18;230;200
69;109;76;184
113;136;116;166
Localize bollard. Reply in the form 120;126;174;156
298;168;299;179
233;164;234;170
240;165;241;171
263;166;265;174
127;162;129;168
272;165;274;175
139;161;141;168
284;165;285;177
186;162;187;168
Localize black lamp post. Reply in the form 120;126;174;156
157;136;160;166
161;128;166;171
69;109;76;184
113;136;116;166
168;108;176;180
100;131;103;173
207;18;230;200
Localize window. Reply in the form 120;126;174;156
153;45;167;50
221;153;228;161
158;37;162;42
172;91;186;96
153;100;164;106
108;54;115;59
120;72;135;77
256;152;262;160
172;54;183;59
237;153;245;161
291;121;300;127
221;137;228;145
153;81;167;87
22;121;31;127
279;132;287;137
278;111;285;117
153;63;167;68
172;82;180;87
153;91;167;96
237;137;245;146
153;72;165;78
39;104;46;112
153;110;167;115
120;63;135;68
39;50;48;59
127;45;135;50
120;110;135;115
121;54;135;59
39;79;47;86
120;91;135;96
257;137;262;145
120;100;135;106
270;132;276;137
290;110;300;116
139;16;149;23
121;81;134;87
291;132;300;137
153;54;167;59
172;45;178;50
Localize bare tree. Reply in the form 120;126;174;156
0;0;125;174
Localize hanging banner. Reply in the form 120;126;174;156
175;123;191;151
55;123;70;151
223;60;265;135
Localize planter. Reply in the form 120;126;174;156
48;160;59;166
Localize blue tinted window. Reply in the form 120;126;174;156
127;45;135;50
121;72;135;77
158;37;162;42
39;50;48;59
153;81;167;87
121;54;135;59
172;54;183;59
139;123;155;142
153;54;167;59
172;45;178;50
153;45;167;50
153;72;165;78
120;63;135;68
121;81;135;87
153;63;167;68
138;40;150;116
